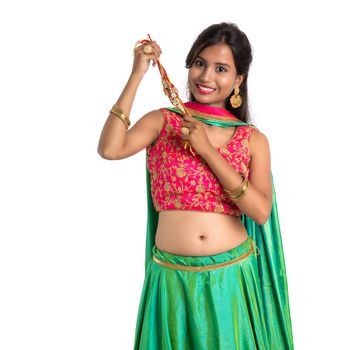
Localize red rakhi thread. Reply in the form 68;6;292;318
144;34;195;156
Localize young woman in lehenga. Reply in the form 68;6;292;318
98;22;294;350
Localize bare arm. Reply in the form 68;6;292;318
97;40;162;159
97;72;143;158
201;130;273;225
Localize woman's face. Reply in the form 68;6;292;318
188;44;244;109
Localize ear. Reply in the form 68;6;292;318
235;73;245;88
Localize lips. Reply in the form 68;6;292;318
196;84;216;94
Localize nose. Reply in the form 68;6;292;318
200;67;214;82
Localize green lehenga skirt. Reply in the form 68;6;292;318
133;236;271;349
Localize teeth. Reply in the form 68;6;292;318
198;85;214;92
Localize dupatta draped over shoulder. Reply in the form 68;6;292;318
144;101;294;348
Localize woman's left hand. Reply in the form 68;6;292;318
181;114;213;157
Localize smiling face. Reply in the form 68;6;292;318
188;44;245;109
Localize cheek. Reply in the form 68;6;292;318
188;68;199;81
218;76;234;90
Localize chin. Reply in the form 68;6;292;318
194;96;224;108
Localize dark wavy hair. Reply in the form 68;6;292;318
185;22;253;123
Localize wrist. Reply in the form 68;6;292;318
199;145;217;159
129;70;144;82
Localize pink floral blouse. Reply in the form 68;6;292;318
146;108;259;216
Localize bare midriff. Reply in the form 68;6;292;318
155;210;249;256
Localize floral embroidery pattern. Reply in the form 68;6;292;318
146;108;259;216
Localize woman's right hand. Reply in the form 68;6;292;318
131;40;162;77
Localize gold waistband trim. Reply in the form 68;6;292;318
152;240;255;272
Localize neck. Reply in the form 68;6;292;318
184;101;233;117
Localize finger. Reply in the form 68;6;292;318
151;41;162;54
151;52;160;66
152;47;161;59
181;116;193;124
182;118;195;126
138;45;160;66
139;48;158;61
146;40;160;50
148;47;161;65
134;45;146;55
181;133;190;141
185;114;196;122
143;41;161;57
134;43;159;58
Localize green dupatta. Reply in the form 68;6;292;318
144;103;294;349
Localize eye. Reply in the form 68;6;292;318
194;59;205;67
217;66;227;73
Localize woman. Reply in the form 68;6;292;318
98;22;294;350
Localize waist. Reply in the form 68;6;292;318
152;236;257;272
155;210;248;255
158;209;242;227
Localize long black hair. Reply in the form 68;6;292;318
185;22;253;123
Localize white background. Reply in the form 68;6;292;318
1;0;336;349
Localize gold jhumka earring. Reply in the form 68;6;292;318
229;87;242;108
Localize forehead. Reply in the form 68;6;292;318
198;44;234;64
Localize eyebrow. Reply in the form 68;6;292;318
196;55;231;68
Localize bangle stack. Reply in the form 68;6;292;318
110;104;131;129
225;173;249;201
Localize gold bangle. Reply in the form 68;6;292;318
225;174;247;195
109;104;131;129
224;174;249;201
110;104;129;119
231;177;248;196
112;112;129;129
110;104;131;127
110;103;129;118
230;180;249;201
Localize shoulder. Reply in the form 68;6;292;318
142;109;163;119
140;109;167;138
249;127;271;159
148;107;181;120
145;108;186;137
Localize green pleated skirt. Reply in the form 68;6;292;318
133;236;270;350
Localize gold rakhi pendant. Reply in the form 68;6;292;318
182;140;196;157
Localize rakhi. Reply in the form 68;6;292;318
139;34;196;157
